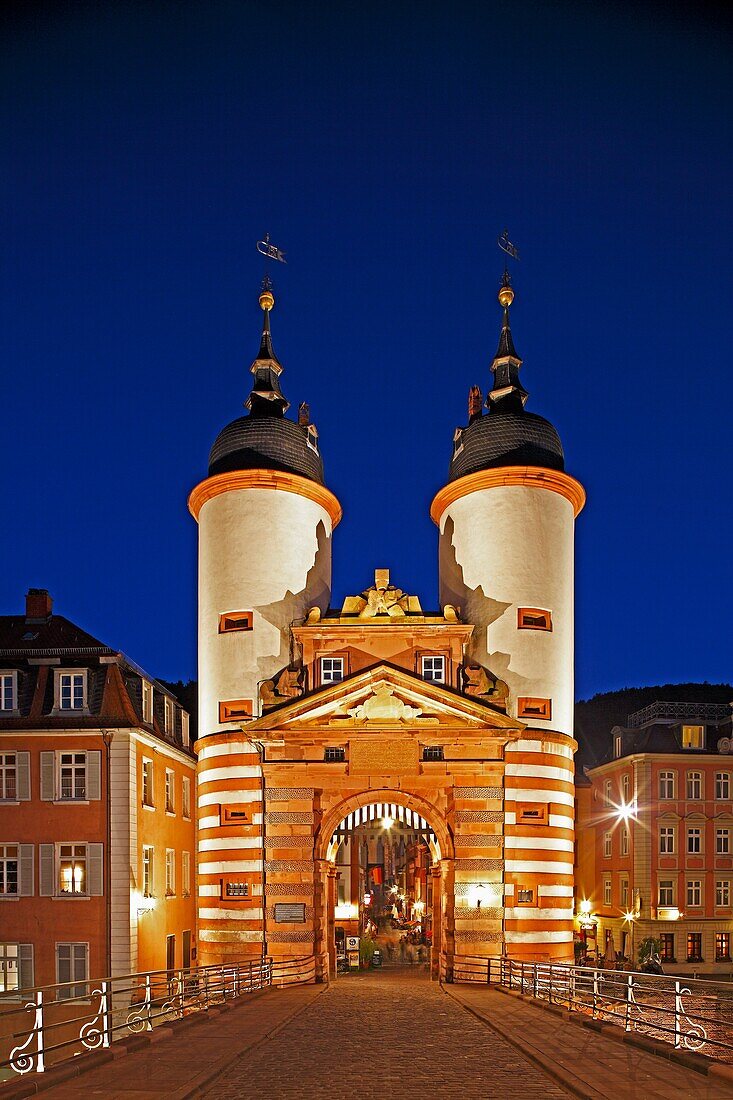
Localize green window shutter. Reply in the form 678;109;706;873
40;752;55;800
39;844;55;896
19;945;34;991
19;844;34;896
88;843;104;896
86;751;101;800
16;752;31;800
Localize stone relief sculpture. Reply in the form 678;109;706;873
260;667;303;710
463;663;509;709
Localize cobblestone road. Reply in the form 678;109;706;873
207;969;570;1099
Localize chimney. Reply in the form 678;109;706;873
25;588;53;622
298;401;310;427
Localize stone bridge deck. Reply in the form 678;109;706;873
11;970;733;1100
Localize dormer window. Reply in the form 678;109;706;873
164;696;174;735
306;424;319;454
142;680;154;724
682;724;705;750
55;670;86;712
614;735;622;758
320;657;344;685
0;672;17;712
421;655;446;684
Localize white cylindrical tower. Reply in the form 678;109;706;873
189;284;341;965
432;273;585;964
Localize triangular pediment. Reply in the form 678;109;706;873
246;661;523;739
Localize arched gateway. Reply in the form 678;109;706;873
191;278;583;980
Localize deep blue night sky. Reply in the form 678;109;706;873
2;1;731;697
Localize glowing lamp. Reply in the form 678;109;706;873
579;899;592;916
382;817;394;829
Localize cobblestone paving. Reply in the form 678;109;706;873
208;970;570;1099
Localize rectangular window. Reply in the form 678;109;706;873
614;735;622;758
621;828;629;856
660;827;675;854
142;759;154;807
142;846;153;897
716;829;731;856
0;943;19;992
687;880;702;907
716;932;731;961
682;725;705;750
604;779;612;806
517;697;552;720
715;773;730;801
182;852;191;897
219;700;253;722
0;672;17;711
658;880;674;906
686;772;702;800
182;777;191;819
57;943;88;1000
181;712;190;748
422;746;445;761
320;657;344;684
58;844;87;895
516;887;535;904
165;850;175;897
324;747;346;763
716;880;730;907
621;879;629;908
421;655;446;684
142;680;154;724
622;774;630;802
59;752;87;800
659;933;675;962
687;932;703;962
57;671;86;711
0;753;17;800
603;879;612;906
603;831;612;858
218;611;253;633
659;771;675;799
164;697;174;735
165;769;175;814
517;608;552;631
687;827;702;855
517;803;548;825
0;845;18;895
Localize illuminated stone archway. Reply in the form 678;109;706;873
314;788;454;981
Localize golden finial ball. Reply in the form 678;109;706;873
498;284;514;308
259;289;275;311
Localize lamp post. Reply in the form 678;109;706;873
615;797;638;967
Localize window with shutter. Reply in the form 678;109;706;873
0;943;19;993
19;844;33;896
18;944;33;991
56;943;88;1000
86;751;101;800
0;753;18;800
40;752;55;800
0;846;18;895
15;752;30;801
39;844;55;896
87;843;103;896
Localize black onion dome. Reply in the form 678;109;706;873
449;411;564;481
208;284;325;484
208;416;325;482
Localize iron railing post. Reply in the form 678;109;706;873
625;974;633;1031
674;980;683;1048
178;969;185;1017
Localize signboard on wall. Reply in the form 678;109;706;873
274;903;306;924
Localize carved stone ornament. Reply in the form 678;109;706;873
340;568;422;619
718;737;733;754
463;664;509;709
348;683;422;722
260;667;303;711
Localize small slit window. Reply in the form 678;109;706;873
517;697;552;721
516;887;535;904
422;746;445;762
220;804;250;825
517;802;548;825
324;747;346;763
518;608;552;631
219;700;253;722
219;611;253;633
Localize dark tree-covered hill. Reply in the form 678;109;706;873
575;682;733;771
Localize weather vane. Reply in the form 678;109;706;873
256;233;286;293
498;228;520;284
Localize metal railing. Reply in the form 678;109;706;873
627;701;731;727
446;956;733;1063
0;954;315;1080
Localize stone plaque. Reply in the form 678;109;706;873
349;738;419;775
273;903;306;924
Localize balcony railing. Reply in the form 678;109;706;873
627;701;732;727
0;954;315;1080
445;956;733;1063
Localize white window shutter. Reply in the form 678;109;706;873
19;844;34;896
39;844;55;896
88;843;104;896
40;752;55;800
16;752;31;800
87;751;101;800
19;944;34;991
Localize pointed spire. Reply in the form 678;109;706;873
245;277;290;417
487;270;528;413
